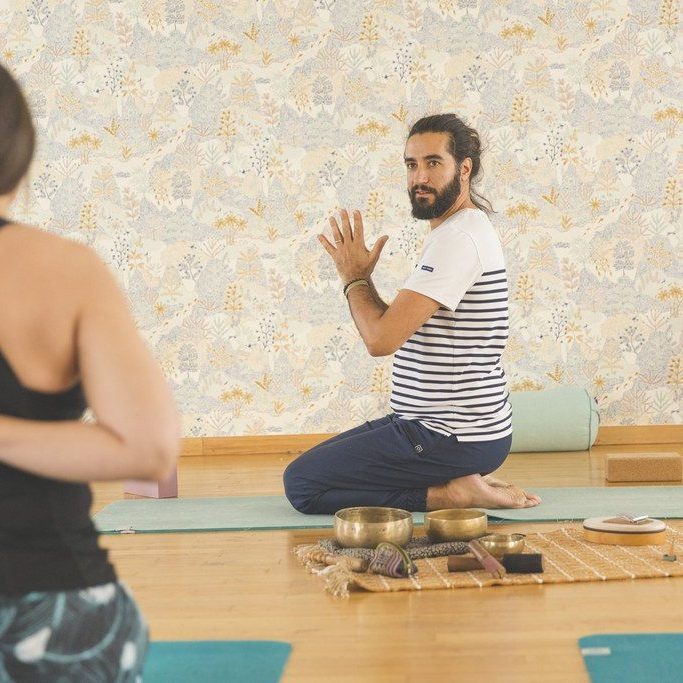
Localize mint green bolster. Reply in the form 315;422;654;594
509;387;599;452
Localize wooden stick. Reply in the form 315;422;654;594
468;540;507;578
447;556;483;572
448;554;544;574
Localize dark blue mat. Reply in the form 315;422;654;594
580;633;683;683
144;640;292;682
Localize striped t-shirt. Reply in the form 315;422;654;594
390;208;512;442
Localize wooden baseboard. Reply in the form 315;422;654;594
180;433;334;457
594;425;683;446
181;425;682;456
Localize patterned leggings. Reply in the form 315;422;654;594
0;582;148;682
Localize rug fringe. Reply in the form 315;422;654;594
294;544;355;596
293;544;323;573
320;564;354;598
294;544;319;561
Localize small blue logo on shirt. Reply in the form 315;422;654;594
421;265;434;272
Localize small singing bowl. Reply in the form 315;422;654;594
424;508;488;542
477;533;526;556
334;506;413;548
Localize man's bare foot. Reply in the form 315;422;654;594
482;473;512;488
503;483;542;507
482;474;542;507
426;474;542;511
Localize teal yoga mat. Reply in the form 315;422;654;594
144;641;291;683
477;485;683;522
579;634;683;683
93;487;683;534
509;387;599;452
95;495;340;533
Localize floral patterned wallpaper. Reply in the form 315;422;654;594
3;0;681;436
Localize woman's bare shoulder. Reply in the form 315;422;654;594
0;223;121;310
3;222;105;271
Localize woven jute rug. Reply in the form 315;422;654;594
296;527;683;597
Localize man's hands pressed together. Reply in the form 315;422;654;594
318;209;389;285
317;208;440;357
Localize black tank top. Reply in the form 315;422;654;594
0;217;116;596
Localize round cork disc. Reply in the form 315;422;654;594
582;516;667;546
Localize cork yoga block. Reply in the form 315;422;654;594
605;452;682;483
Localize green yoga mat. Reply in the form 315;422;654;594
479;486;683;522
509;387;599;452
93;487;683;534
95;495;339;533
144;641;291;683
579;634;683;683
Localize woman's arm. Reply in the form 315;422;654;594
0;246;180;482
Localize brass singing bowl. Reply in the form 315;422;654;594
424;508;488;542
477;533;526;556
334;507;413;548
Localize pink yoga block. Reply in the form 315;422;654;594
124;467;178;498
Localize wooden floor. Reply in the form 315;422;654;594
91;443;683;682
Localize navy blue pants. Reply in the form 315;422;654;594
283;414;512;513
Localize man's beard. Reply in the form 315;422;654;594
409;173;461;220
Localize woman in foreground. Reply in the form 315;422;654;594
0;63;180;681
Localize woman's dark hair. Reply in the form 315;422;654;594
408;113;494;214
0;63;35;195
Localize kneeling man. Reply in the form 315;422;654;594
284;113;541;514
